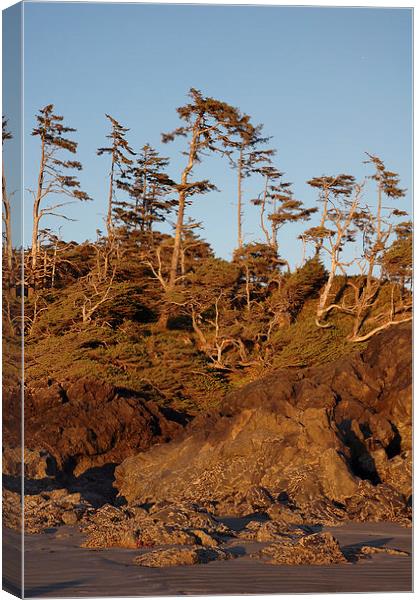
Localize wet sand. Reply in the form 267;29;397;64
3;521;412;597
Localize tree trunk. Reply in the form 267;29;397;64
237;147;243;249
260;174;271;245
31;136;45;273
2;169;12;277
168;117;201;290
106;156;115;238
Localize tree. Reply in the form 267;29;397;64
30;104;91;273
2;117;13;278
182;257;241;369
305;156;411;341
229;123;275;249
381;220;412;287
97;114;135;238
114;144;176;235
304;180;362;328
233;242;284;312
344;154;410;341
253;166;317;253
306;173;356;255
162;88;253;293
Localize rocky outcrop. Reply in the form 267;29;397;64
4;378;185;478
2;488;92;534
251;532;410;565
79;501;232;549
252;532;348;565
115;324;412;523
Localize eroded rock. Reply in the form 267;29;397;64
253;532;348;565
133;545;234;568
115;324;411;525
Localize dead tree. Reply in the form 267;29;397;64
78;234;122;324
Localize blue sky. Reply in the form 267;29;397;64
16;2;413;264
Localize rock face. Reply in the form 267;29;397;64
4;378;185;477
115;324;411;522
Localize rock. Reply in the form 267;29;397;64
10;378;185;477
61;510;78;525
238;520;294;542
345;481;411;526
189;529;220;547
79;502;231;550
115;324;411;524
3;488;92;534
266;501;304;525
133;545;233;568
3;447;57;480
253;532;348;565
319;449;358;502
358;546;409;557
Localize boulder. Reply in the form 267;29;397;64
133;545;234;568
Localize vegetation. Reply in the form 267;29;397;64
2;89;412;413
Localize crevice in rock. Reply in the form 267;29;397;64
385;424;402;459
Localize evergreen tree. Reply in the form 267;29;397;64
30;104;91;273
97;114;135;237
253;166;316;252
228;123;275;249
306;174;356;255
114;144;176;234
162;88;253;293
381;220;412;287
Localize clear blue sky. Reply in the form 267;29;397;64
18;2;412;264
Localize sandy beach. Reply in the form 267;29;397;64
2;521;412;597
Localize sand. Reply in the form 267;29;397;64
2;521;412;597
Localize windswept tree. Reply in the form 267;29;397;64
114;144;176;234
182;257;241;369
345;154;410;341
305;156;411;340
233;242;284;312
30;104;91;273
304;180;363;328
381;220;412;288
252;166;316;253
2;117;13;277
162;88;253;294
97;114;135;238
306;174;356;255
228;123;275;249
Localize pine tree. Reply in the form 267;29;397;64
229;123;275;249
97;114;135;238
253;166;317;252
162;88;253;293
381;220;412;287
30;104;91;273
113;144;176;234
306;174;356;255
